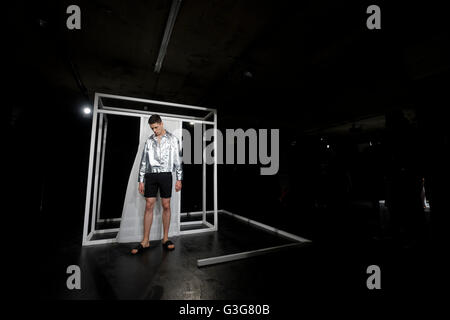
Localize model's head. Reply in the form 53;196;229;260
148;114;164;136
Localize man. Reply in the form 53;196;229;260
131;114;183;254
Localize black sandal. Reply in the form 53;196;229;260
162;240;175;251
131;242;150;254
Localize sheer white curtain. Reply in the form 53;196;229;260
116;117;181;243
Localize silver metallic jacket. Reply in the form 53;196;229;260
138;131;183;182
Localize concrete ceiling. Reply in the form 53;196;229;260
8;0;450;132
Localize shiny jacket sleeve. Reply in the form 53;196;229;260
138;139;149;183
173;136;183;181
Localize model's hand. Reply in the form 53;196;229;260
138;182;144;195
175;180;182;192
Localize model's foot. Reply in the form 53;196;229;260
162;238;175;250
131;240;150;254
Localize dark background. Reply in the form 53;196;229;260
6;0;450;302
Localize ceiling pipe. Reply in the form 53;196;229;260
154;0;182;73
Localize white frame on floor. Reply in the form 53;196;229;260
82;93;218;246
197;210;311;267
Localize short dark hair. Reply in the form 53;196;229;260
148;114;162;125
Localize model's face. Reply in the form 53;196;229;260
150;122;164;136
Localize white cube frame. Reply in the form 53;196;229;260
82;92;218;246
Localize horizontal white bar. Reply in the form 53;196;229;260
97;218;122;223
94;210;217;223
180;210;214;216
221;210;311;243
102;105;199;120
180;119;215;125
180;221;204;226
97;92;216;112
179;226;215;235
197;242;307;267
94;228;119;234
82;238;118;246
100;106;215;124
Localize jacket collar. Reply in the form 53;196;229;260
151;130;170;140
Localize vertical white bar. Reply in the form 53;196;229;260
90;113;104;235
82;94;99;245
213;111;218;230
96;115;108;223
178;119;182;235
202;123;206;223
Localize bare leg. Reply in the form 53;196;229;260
161;198;175;249
131;197;156;254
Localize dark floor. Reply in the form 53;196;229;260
39;212;447;301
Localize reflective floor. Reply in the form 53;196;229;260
39;212;446;300
40;213;303;299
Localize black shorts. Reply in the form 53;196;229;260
144;172;173;198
